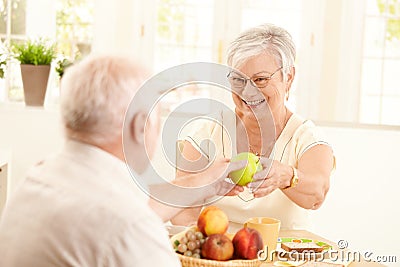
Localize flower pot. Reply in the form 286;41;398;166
20;64;51;106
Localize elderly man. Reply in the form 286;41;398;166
0;55;244;267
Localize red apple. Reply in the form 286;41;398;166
232;227;264;260
197;206;229;236
201;234;234;261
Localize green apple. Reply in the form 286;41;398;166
228;152;262;186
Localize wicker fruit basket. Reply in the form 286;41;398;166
176;254;262;267
170;226;262;267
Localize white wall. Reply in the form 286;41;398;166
310;124;400;265
93;0;137;56
26;0;56;38
1;106;399;265
0;104;64;193
92;0;156;65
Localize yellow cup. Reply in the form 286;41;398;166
244;217;281;261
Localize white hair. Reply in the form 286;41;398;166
60;54;148;145
227;23;296;80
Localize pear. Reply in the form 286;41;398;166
228;152;262;186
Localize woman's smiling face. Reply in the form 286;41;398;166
230;52;293;117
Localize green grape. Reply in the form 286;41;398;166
192;253;201;259
177;243;187;253
195;231;203;240
187;233;196;242
187;241;196;251
185;230;195;238
179;236;188;244
184;250;193;257
193;248;201;255
195;239;201;249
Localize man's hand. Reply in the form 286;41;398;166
174;158;246;197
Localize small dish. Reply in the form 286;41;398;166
275;238;332;261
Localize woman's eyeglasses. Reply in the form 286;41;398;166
227;66;283;90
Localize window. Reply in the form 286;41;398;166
239;0;303;112
154;0;215;115
56;0;94;60
0;0;26;38
155;0;214;72
5;0;397;127
359;0;400;125
0;0;26;101
154;0;304;116
0;0;93;104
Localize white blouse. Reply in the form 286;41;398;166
181;110;334;232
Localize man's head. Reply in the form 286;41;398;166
60;55;158;169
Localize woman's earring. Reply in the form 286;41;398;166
285;91;289;101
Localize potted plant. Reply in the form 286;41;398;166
0;56;6;80
55;56;73;79
0;41;8;79
12;38;56;106
0;41;8;100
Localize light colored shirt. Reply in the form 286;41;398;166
0;140;181;267
182;111;333;231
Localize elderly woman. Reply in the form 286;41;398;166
171;23;335;231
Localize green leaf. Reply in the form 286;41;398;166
315;241;332;250
12;38;56;65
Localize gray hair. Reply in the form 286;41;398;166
60;55;148;144
227;23;296;80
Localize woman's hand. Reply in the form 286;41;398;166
246;144;333;208
247;157;293;198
